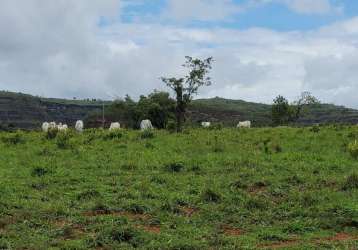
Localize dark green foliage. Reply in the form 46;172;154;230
348;141;358;158
202;189;221;203
31;167;49;177
165;162;185;172
342;173;358;190
1;131;24;145
103;130;123;140
56;132;71;149
46;128;58;139
272;95;290;126
140;130;154;139
162;56;213;132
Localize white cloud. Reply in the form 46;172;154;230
0;1;358;109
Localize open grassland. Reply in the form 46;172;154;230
0;126;357;249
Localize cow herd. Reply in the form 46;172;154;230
201;121;251;128
42;119;251;132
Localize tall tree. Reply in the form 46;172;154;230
272;92;320;126
272;95;290;126
162;56;213;132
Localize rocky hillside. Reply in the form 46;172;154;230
0;91;102;130
0;91;357;130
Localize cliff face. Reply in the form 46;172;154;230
0;92;101;130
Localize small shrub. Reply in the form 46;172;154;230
31;167;49;177
166;120;176;133
212;135;224;153
342;173;358;190
77;190;101;200
310;125;320;133
103;130;123;140
1;132;24;145
202;189;221;203
110;227;143;247
46;128;58;139
165;162;185;173
126;203;150;214
245;197;268;210
348;141;358;159
140;130;154;139
56;132;71;149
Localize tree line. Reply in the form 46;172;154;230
86;56;319;130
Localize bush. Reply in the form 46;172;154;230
310;125;320;133
348;141;358;159
46;128;58;139
342;173;358;190
1;132;24;145
166;120;176;133
202;189;221;203
140;130;154;139
165;162;185;173
56;132;71;149
103;130;123;140
31;167;49;177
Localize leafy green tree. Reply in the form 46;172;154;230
137;91;175;129
272;95;290;126
289;91;320;123
272;92;320;126
162;56;213;132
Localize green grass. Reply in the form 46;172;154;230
0;126;357;249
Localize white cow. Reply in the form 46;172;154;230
140;120;153;131
201;122;211;128
49;122;57;129
58;123;68;131
75;120;84;133
237;121;251;128
109;122;121;131
42;122;49;132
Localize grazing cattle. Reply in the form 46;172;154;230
58;123;68;131
42;122;49;132
109;122;121;131
49;122;57;129
201;122;211;128
75;120;84;133
140;120;153;131
237;121;251;128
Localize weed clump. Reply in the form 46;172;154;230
46;128;58;139
56;132;72;149
31;167;49;177
165;162;185;173
348;141;358;159
342;173;358;190
103;130;123;140
202;189;221;203
140;130;154;139
1;131;24;145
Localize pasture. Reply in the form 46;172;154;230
0;126;357;249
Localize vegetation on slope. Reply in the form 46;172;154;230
0;126;357;249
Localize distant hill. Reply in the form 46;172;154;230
0;91;357;130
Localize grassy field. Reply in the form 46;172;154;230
0;126;357;249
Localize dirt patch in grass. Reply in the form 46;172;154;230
136;225;161;234
317;232;358;243
178;206;198;217
221;225;244;237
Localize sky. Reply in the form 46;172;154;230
1;0;358;108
